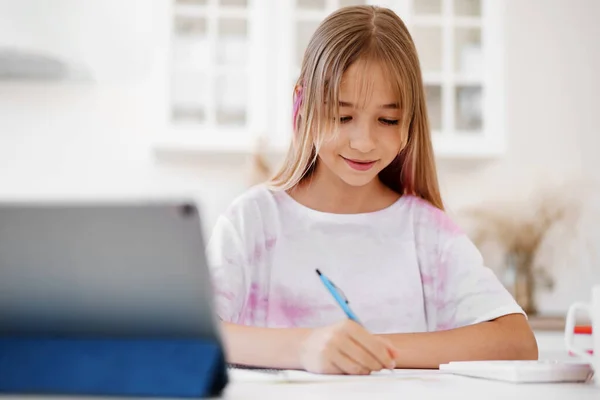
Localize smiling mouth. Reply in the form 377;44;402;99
341;156;378;171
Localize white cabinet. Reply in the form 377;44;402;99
403;0;505;158
158;0;505;159
164;0;271;152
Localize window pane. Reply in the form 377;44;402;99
412;26;443;73
176;0;207;5
413;0;442;15
425;85;442;131
172;107;206;123
297;0;326;10
172;70;206;105
171;71;207;123
173;17;209;67
454;27;482;75
338;0;368;7
455;0;481;17
219;0;247;6
296;20;320;66
174;16;207;37
216;74;247;126
455;85;482;131
217;18;248;66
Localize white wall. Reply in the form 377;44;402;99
0;0;598;313
438;0;600;313
0;0;252;236
440;0;600;209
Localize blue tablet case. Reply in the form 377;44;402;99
0;336;228;398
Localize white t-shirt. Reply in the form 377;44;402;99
206;185;524;334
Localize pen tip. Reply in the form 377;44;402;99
315;269;322;276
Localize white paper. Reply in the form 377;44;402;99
228;368;441;384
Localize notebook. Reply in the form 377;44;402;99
439;360;594;383
228;365;440;383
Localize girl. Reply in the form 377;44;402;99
207;5;538;375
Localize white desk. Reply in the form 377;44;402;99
221;373;598;400
0;372;597;400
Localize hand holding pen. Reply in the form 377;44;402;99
296;269;399;375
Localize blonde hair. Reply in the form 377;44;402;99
267;5;444;210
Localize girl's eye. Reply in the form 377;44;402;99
380;118;399;126
339;116;352;124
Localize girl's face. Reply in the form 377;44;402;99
315;61;405;188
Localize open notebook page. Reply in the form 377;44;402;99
227;367;441;383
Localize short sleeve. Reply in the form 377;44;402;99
435;235;525;330
205;215;247;323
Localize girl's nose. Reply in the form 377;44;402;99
348;121;376;153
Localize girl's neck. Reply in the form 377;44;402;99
288;163;400;214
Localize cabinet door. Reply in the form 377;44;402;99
393;0;504;157
168;0;271;151
271;0;505;158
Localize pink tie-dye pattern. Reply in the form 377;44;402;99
434;248;450;308
237;236;279;324
431;208;463;236
420;272;435;286
436;272;459;330
247;236;277;265
407;195;463;236
211;187;522;333
267;286;320;327
265;237;277;250
433;231;461;330
436;319;456;331
408;195;464;331
239;283;337;327
239;282;268;324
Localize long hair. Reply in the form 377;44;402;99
267;5;444;210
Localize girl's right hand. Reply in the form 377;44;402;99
299;320;398;375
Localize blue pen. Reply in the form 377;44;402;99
316;269;362;324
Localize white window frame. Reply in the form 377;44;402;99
155;0;272;154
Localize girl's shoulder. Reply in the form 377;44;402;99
401;194;465;239
225;184;276;210
219;184;283;229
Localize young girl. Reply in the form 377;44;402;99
207;5;538;375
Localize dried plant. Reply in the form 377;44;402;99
457;180;599;314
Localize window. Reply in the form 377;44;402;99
159;0;504;158
403;0;505;157
167;0;270;151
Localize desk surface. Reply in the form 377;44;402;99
222;373;598;400
0;371;597;400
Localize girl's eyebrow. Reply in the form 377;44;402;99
338;100;399;109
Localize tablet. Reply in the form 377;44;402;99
0;197;221;340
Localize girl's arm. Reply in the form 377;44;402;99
222;322;311;369
222;314;536;372
222;321;399;374
379;314;538;369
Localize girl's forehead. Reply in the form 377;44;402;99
338;60;399;109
